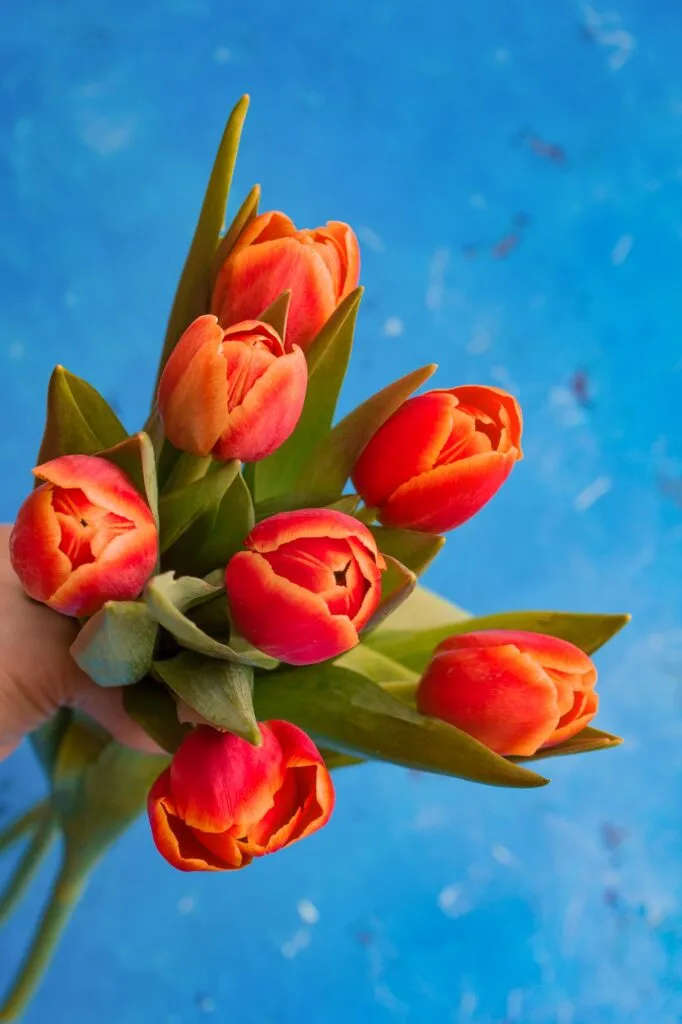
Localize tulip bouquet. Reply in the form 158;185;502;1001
0;96;628;1020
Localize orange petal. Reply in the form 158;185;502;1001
34;455;153;527
325;221;360;298
418;645;560;756
544;690;599;748
245;508;382;563
380;450;516;533
451;385;523;456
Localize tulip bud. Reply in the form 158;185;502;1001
211;212;360;352
351;386;523;533
147;720;335;871
416;630;598;756
225;509;386;665
10;454;158;618
157;315;307;462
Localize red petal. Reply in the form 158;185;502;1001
379;451;516;533
245;508;382;563
10;485;71;603
225;551;360;664
451;385;523;456
352;392;457;508
544;690;599;747
438;630;597;689
147;769;238;872
34;455;154;527
417;645;560;756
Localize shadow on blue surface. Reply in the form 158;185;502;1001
1;1;681;1021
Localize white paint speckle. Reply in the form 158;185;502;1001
574;476;612;512
358;226;385;252
382;316;404;338
296;899;320;925
8;342;24;360
213;46;231;63
281;929;310;959
178;896;195;915
198;996;215;1014
494;48;510;64
437;884;462;916
469;193;487;210
459;990;479;1017
467;328;491;355
64;291;78;309
611;233;634;266
491;843;515;866
425;248;450;311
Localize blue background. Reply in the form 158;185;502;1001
1;1;681;1021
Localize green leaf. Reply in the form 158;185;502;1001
254;490;343;521
70;601;158;687
371;527;445;576
155;95;250;390
368;607;631;674
123;680;191;754
363;555;416;633
145;572;276;669
254;664;547;788
153;652;261;745
37;366;128;466
158;460;240;553
300;364;437;496
371;584;468;636
165;470;255;576
335;644;419;683
30;710;74;781
210;184;261;286
318;748;365;770
257;290;291;339
255;288;363;501
514;726;623;763
98;432;159;523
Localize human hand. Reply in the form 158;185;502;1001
0;524;159;762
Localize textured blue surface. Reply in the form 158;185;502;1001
1;1;682;1021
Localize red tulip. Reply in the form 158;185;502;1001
225;509;385;665
352;386;523;533
157;315;307;462
416;630;598;756
10;454;158;618
211;212;360;352
147;721;335;871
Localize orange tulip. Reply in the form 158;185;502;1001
211;212;360;352
225;509;385;665
416;630;598;756
352;386;523;533
10;455;158;617
157;315;307;462
147;721;335;871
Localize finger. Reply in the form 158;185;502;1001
71;680;164;756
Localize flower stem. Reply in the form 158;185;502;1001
0;802;48;856
0;858;86;1022
0;816;56;926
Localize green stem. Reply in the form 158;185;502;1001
0;817;56;926
242;461;256;502
0;857;87;1022
378;680;418;704
165;451;212;491
0;803;48;856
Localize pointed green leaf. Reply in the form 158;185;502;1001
98;432;158;523
123;680;191;755
155;95;250;389
301;364;437;496
363;555;416;633
145;572;276;669
153;652;261;745
255;490;346;521
158;460;239;553
368;608;631;673
335;644;418;683
210;184;261;285
371;584;468;636
257;290;291;339
165;470;255;576
255;288;363;501
254;664;547;788
70;601;158;687
515;726;623;763
318;748;365;770
37;366;128;466
371;527;445;576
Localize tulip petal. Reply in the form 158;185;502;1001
213;346;307;462
246;508;382;561
352;392;457;508
451;385;523;456
212;238;337;352
545;690;599;747
226;550;360;664
417;645;560;756
10;485;71;603
380;450;517;533
34;455;153;526
325;221;361;298
439;630;597;689
158;317;229;457
170;726;283;833
148;770;237;871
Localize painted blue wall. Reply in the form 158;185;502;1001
1;1;681;1021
